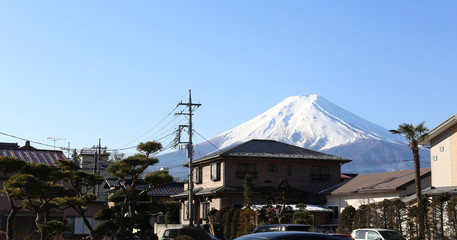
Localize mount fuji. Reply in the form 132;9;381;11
155;95;430;178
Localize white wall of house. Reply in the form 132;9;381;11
326;192;400;213
430;123;457;187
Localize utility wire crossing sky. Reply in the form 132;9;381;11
0;1;455;156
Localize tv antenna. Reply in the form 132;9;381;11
47;137;66;150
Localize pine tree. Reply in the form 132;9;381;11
56;159;104;240
5;163;71;240
101;141;173;239
0;156;26;240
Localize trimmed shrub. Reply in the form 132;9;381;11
337;205;356;234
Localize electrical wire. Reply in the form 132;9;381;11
193;130;224;153
118;104;179;148
0;131;68;150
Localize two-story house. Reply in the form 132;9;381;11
172;139;351;225
424;114;457;187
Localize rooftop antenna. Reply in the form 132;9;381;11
47;137;66;150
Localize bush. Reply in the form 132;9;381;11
237;209;257;237
447;196;457;239
337;206;355;234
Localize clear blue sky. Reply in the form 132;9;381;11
1;1;456;156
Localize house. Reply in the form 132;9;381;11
423;114;457;188
79;147;111;201
104;178;184;205
0;141;105;237
399;114;457;203
104;178;184;223
321;167;431;224
172;139;351;226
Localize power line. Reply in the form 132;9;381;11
118;104;180;148
193;130;224;153
145;116;184;142
0;131;68;150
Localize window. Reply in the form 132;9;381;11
237;163;257;178
287;164;292;176
211;163;221;181
328;206;339;220
200;202;210;219
440;146;445;152
433;155;438;161
367;231;381;240
312;166;330;181
194;167;202;184
268;164;277;172
355;230;367;239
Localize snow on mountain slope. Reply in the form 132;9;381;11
154;94;429;178
212;94;404;151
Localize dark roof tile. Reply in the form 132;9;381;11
193;139;351;164
105;178;184;197
0;147;67;166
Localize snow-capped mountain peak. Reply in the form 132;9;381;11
155;94;428;178
214;94;404;151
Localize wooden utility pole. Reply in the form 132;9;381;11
176;89;201;227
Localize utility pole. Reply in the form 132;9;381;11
176;89;201;227
92;139;101;195
97;139;101;197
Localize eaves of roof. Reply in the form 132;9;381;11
171;185;313;199
424;114;457;145
402;186;457;203
396;170;431;191
186;139;351;166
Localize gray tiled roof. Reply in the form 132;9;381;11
322;167;431;195
193;139;351;164
105;178;184;197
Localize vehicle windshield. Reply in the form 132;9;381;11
163;229;180;238
235;237;265;240
287;226;311;231
378;231;405;240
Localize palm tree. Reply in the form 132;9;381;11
390;122;429;239
389;122;429;201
